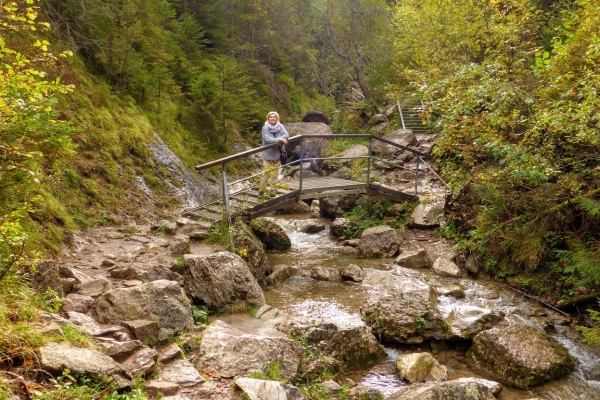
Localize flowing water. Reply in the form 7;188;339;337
263;214;600;400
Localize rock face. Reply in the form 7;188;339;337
196;320;301;382
467;324;575;387
360;269;444;344
357;225;400;258
250;218;292;250
183;252;265;311
94;280;193;340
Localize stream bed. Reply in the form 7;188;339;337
262;214;600;400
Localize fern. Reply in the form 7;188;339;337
575;196;600;218
554;249;600;286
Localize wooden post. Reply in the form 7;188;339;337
222;164;234;251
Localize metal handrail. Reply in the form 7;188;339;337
193;134;433;250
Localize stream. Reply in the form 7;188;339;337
262;213;600;400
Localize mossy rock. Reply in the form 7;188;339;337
249;218;292;251
231;220;270;279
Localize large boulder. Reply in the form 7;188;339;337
371;130;418;158
444;305;505;341
196;320;301;382
360;268;445;344
387;379;497;400
38;342;128;385
357;226;400;258
95;280;193;340
231;220;270;279
284;122;333;172
183;252;265;311
321;145;369;173
235;377;306;400
302;111;330;125
319;194;365;219
467;324;575;387
286;320;385;370
250;218;291;250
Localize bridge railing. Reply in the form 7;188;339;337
194;133;443;249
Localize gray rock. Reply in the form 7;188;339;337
445;305;505;341
121;320;160;345
196;320;301;381
95;280;193;341
145;380;180;397
338;264;365;282
395;247;432;268
358;225;400;258
160;358;204;387
97;339;143;362
120;348;158;378
310;266;342;281
360;269;444;344
330;217;354;238
183;252;265;311
432;257;461;277
38;342;127;384
396;352;447;383
410;204;443;228
156;343;182;363
77;278;112;297
66;311;122;337
234;377;305;400
387;379;496;399
467;324;575;387
62;294;94;313
266;265;299;286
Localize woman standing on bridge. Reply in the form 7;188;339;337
259;111;289;198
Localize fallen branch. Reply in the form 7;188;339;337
507;286;570;318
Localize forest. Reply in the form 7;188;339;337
1;0;600;397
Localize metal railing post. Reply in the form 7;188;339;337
415;156;420;196
222;164;234;251
298;137;304;200
397;100;406;130
366;136;372;185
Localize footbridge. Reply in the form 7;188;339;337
184;134;436;224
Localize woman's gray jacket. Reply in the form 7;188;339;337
261;124;289;161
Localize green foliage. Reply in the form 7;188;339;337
343;198;414;239
191;305;210;325
59;325;95;349
578;300;600;346
0;274;44;365
248;360;286;383
413;316;427;334
35;369;149;400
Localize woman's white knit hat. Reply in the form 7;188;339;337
266;111;279;120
